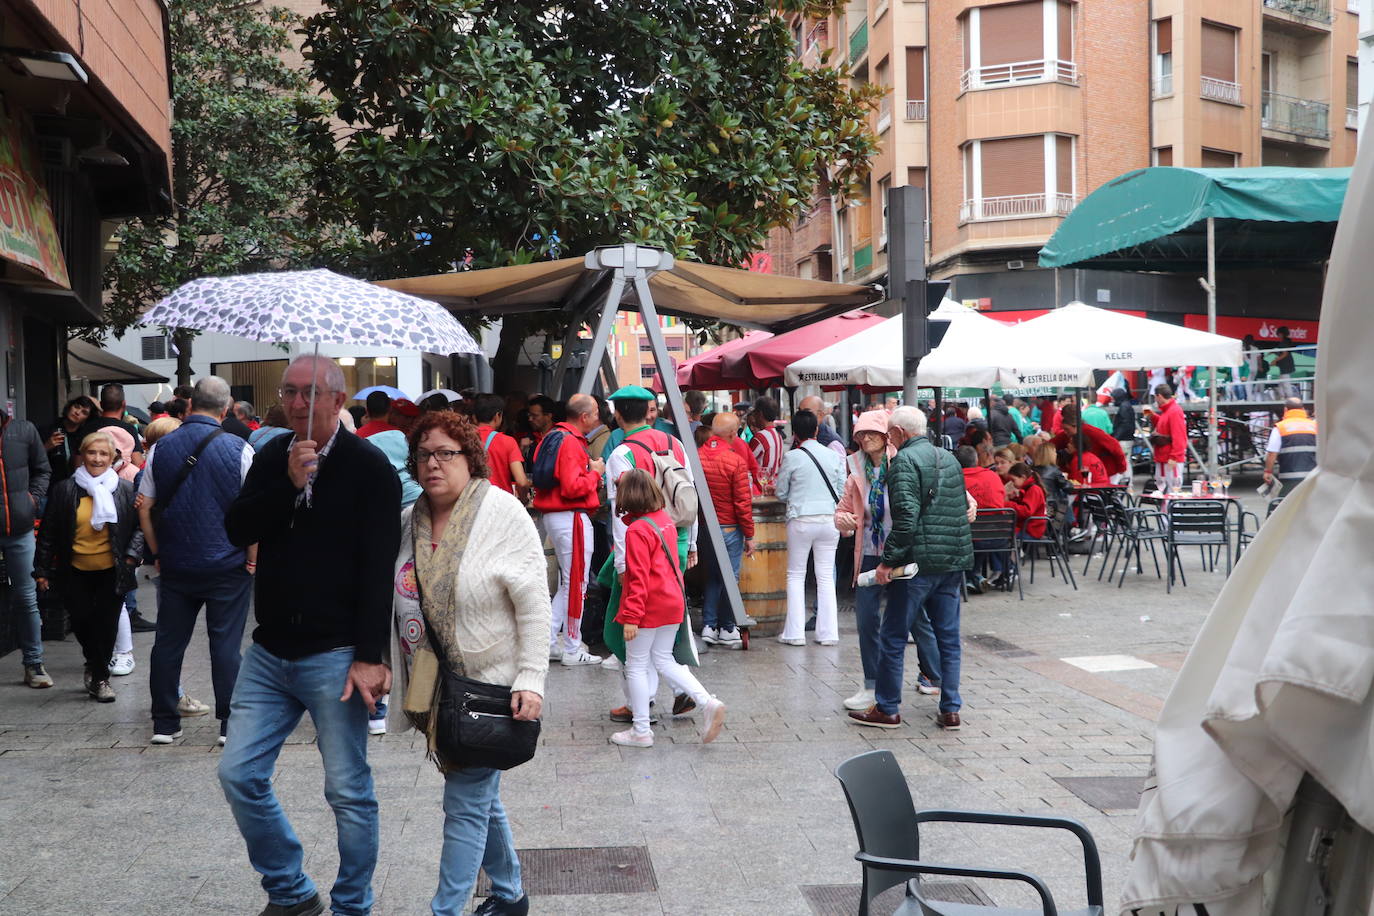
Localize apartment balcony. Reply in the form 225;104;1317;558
960;193;1077;223
853;242;874;274
1201;76;1242;105
1262;91;1330;140
961;59;1077;92
1152;74;1174;98
1347;107;1359;130
906;99;927;121
849;19;868;63
1262;0;1332;28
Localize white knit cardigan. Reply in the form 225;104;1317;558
386;486;551;733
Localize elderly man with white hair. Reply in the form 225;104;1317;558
848;406;973;732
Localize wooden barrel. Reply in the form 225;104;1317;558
739;496;788;636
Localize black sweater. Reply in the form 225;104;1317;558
226;425;401;663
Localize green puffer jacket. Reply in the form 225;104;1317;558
880;436;973;574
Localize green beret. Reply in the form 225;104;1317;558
609;385;656;401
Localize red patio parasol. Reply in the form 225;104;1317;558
719;310;885;388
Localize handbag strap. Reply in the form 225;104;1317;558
799;443;841;505
151;428;228;524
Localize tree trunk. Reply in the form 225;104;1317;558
491;315;532;394
173;328;196;388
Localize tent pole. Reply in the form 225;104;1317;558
1076;387;1084;476
575;271;623;395
934;388;944;441
1206;217;1219;480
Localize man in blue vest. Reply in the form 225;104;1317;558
139;375;256;746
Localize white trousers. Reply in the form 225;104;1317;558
1113;441;1135;486
113;604;132;656
783;518;840;642
544;510;591;655
624;625;709;736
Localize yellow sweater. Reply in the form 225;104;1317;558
71;497;114;571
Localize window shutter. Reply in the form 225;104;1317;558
1201;23;1236;82
1200;148;1237;168
1155;147;1173;166
906;47;926;100
1155;18;1171;53
1055;136;1073;197
980;136;1045;199
1349;61;1359;110
1057;2;1073;62
980;2;1045;68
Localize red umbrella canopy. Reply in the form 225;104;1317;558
652;330;774;392
720;310;885;387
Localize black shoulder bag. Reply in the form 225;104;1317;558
798;444;842;506
150;429;227;526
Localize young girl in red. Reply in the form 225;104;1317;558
1006;464;1048;539
611;469;726;748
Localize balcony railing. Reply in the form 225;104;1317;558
906;99;927;120
1261;91;1330;139
1348;106;1359;129
849;20;868;62
1262;0;1332;24
853;242;873;273
804;21;827;52
1201;76;1242;104
960;193;1077;222
961;59;1077;91
1152;74;1173;98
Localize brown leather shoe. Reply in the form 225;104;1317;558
671;694;696;716
935;711;962;730
847;706;902;729
609;704;657;724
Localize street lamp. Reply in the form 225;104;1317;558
1;48;88;83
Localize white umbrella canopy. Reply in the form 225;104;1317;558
1013;301;1242;370
1120;110;1374;914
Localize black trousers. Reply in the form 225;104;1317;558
57;567;122;678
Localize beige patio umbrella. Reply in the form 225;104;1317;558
1119;111;1374;913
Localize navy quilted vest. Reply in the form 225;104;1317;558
151;414;246;572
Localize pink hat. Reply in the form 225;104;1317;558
853;410;890;437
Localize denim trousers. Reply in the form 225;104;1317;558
854;555;908;689
702;525;744;630
218;644;378;916
150;567;253;734
1;531;42;666
874;571;964;716
433;767;522;916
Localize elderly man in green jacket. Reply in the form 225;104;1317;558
848;406;973;731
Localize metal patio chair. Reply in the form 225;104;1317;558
1166;499;1231;593
971;508;1021;600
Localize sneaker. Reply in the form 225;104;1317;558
549;645;563;661
1069;527;1090;542
218;720;228;748
777;636;805;646
814;638;838;646
847;706;901;729
109;652;136;677
600;654;622;671
843;689;876;711
609;728;653;748
935;711;962;730
561;648;602;667
700;626;721;645
966;575;987;595
93;680;115;703
83;669;96;696
805;614;817;632
671;693;696;716
23;664;53;689
472;894;530;916
715;627;744;649
177;695;211;717
699;697;727;744
150;729;184;745
128;613;158;632
609;703;657;724
257;894;325;916
916;676;942;696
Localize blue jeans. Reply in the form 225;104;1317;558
151;568;252;734
854;555;906;689
909;603;942;687
218;644;378;916
1;531;42;666
875;571;964;717
703;525;744;630
433;767;523;915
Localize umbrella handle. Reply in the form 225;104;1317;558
307;340;318;443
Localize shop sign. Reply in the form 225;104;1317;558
0;107;70;288
1181;314;1319;343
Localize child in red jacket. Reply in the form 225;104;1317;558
611;469;726;749
1006;464;1048;539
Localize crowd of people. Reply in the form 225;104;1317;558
8;354;1322;916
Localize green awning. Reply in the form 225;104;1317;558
1039;166;1350;271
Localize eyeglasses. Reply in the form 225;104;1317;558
278;385;333;403
416;448;464;464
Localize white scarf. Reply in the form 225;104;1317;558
72;465;119;530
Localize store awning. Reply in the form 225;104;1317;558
376;257;880;333
1039;167;1350;272
67;340;169;384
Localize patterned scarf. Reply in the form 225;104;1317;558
865;454;887;555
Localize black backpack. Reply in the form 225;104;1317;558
530;429;567;491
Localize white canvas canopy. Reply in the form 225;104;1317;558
1120;119;1374;914
1012;301;1243;370
783;300;1092;390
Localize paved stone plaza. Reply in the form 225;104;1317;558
0;493;1252;915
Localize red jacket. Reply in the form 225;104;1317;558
699;436;754;538
728;435;762;493
1151;398;1187;464
962;466;1007;510
616;509;684;628
1052;424;1126;477
1008;479;1047;539
1064;451;1109;485
531;422;601;512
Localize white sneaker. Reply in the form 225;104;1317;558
177;695;211;717
843;689;876;711
700;626;720;645
600;654;622;670
814;639;838;646
610;728;653;748
716;627;744;649
549;645;563;661
150;729;183;745
109;652;135;677
777;636;805;646
561;648;602;667
700;697;727;744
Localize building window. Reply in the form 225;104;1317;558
1200;22;1240;105
906;167;931;240
1152;19;1172;97
639;366;658;380
877;176;891;249
1201;147;1239;168
1152;146;1173;166
1348;59;1359;130
905;47;926;119
141;335;169;361
875;57;892;132
961;134;1077;222
960;0;1077;92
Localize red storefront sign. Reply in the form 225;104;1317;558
1181;314;1318;343
981;308;1147;325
